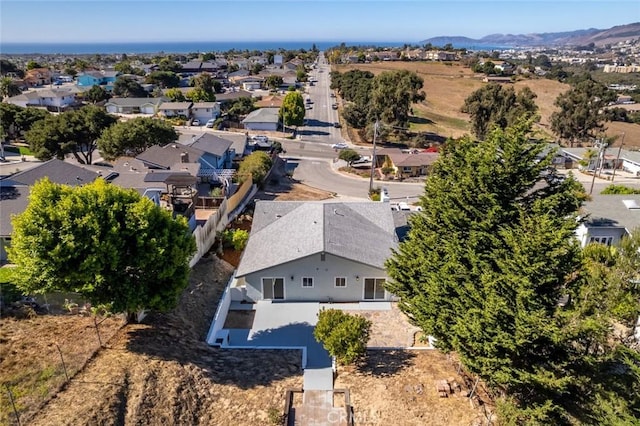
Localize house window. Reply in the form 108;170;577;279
302;277;314;288
364;278;386;300
589;236;613;246
402;166;412;172
335;277;346;288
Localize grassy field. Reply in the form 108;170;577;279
333;62;640;147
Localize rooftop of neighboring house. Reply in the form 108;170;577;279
191;102;219;109
215;90;252;102
388;152;439;167
236;201;398;277
580;194;640;231
241;107;279;124
159;101;193;110
183;133;234;158
136;143;205;170
7;159;98;187
0;181;30;237
105;97;167;107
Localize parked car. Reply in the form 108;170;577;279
331;142;348;150
191;119;200;126
352;155;370;164
332;103;338;110
205;119;216;128
333;122;341;128
252;135;269;143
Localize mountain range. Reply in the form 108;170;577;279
421;22;640;48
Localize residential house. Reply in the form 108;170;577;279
234;201;399;302
22;68;52;87
182;133;235;169
158;101;193;118
375;148;439;179
76;70;119;90
241;108;280;131
215;90;252;105
425;51;458;61
191;102;221;122
0;159;98;261
5;89;76;110
575;194;640;248
104;97;165;114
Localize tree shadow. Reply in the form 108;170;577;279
358;349;416;377
408;116;434;125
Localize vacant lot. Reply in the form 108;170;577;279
334;62;640;147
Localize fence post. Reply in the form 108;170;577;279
55;343;69;381
94;316;103;348
5;385;21;426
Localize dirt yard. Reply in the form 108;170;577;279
335;350;490;426
334;62;640;147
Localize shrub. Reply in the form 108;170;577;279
601;184;640;195
231;229;249;251
238;151;272;185
314;309;372;365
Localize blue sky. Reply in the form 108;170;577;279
1;0;638;43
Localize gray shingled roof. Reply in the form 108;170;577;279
9;159;98;186
581;194;640;230
0;183;30;237
187;134;233;157
242;108;279;124
136;144;204;169
236;201;398;277
159;102;193;110
105;97;166;108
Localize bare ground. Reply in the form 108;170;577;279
334;62;640;147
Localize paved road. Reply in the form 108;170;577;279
298;52;343;144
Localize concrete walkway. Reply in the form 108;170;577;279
225;301;334;390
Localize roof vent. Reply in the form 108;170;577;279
275;214;282;218
623;199;640;209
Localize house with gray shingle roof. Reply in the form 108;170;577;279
105;97;166;115
235;201;399;302
576;194;640;247
241;108;279;131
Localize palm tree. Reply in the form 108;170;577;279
0;76;21;100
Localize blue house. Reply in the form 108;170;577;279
76;71;119;90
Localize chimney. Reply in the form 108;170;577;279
181;152;189;163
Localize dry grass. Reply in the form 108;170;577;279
333;61;640;146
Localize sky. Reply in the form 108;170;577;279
0;0;638;43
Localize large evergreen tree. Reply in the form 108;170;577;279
386;120;591;421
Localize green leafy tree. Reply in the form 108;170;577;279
551;77;617;147
156;58;182;73
112;76;147;98
279;91;305;127
296;64;307;82
0;59;24;77
165;88;186;102
145;70;180;88
264;75;284;90
314;309;372;365
238;151;272;185
251;63;264;75
85;84;110;104
386;120;591;421
0;104;49;139
26;61;43;70
226;97;256;121
114;61;135;74
0;76;21;100
97;117;177;160
185;87;215;102
338;149;360;166
370;70;425;128
26;106;117;164
190;72;216;100
461;84;539;140
8;178;196;320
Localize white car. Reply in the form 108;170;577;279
191;119;200;126
205;119;216;128
331;143;348;150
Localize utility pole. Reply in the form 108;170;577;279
589;138;605;195
611;133;625;183
369;119;379;195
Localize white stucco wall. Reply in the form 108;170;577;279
242;252;392;302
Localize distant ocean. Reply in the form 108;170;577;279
0;41;408;55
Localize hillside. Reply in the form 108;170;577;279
421;22;640;47
333;62;640;147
